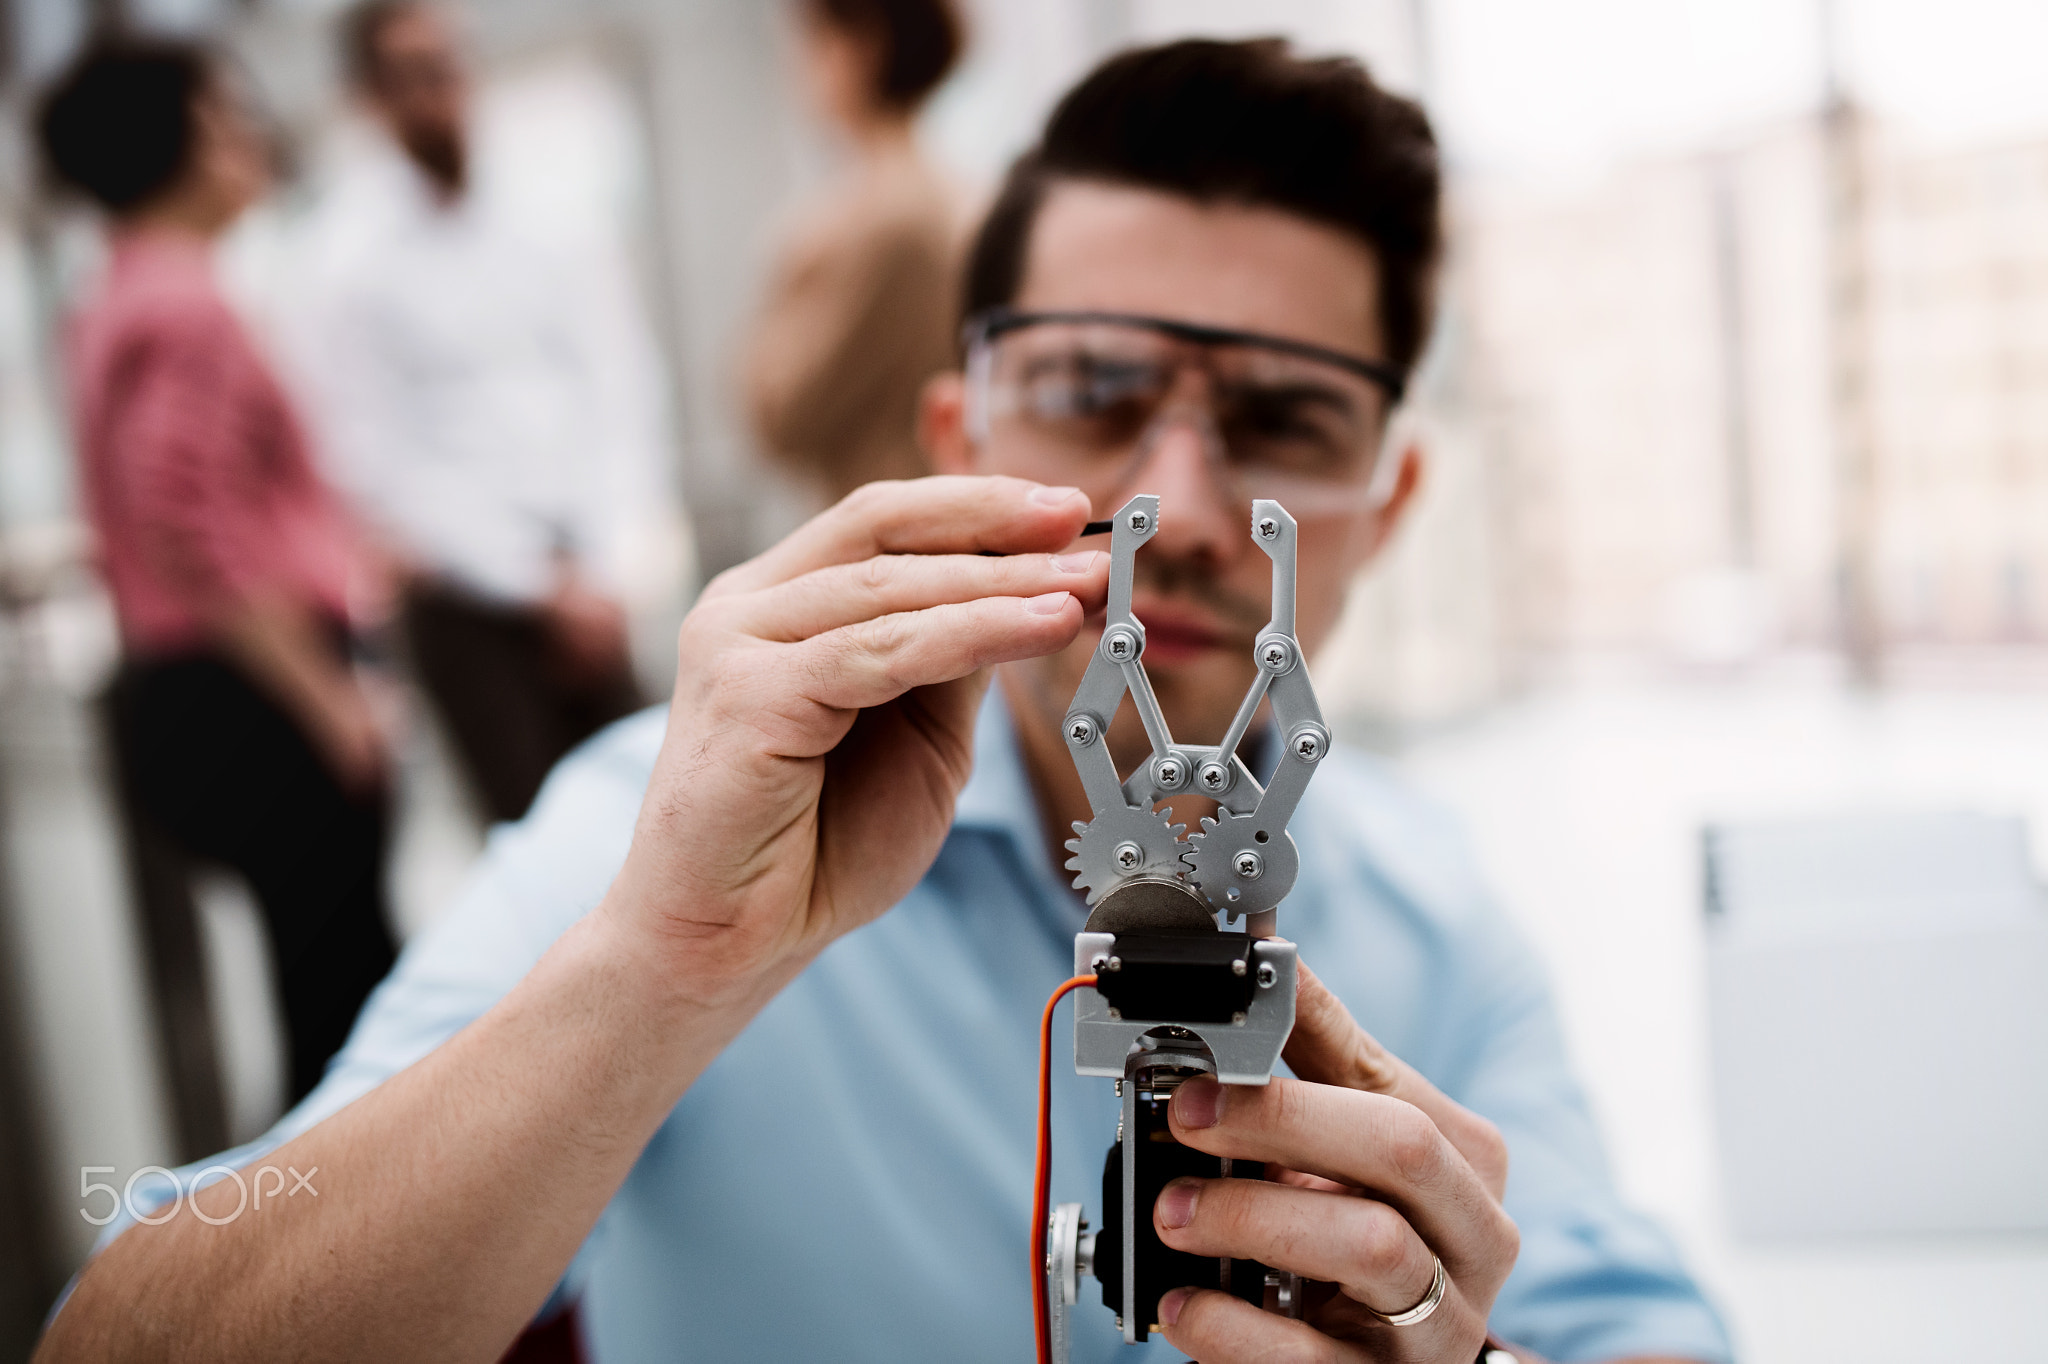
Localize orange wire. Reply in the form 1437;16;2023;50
1033;974;1097;1364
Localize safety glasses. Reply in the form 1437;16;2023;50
962;309;1405;513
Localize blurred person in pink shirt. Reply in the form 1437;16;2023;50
39;40;396;1103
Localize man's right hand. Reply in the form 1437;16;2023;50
601;475;1107;1008
36;477;1106;1364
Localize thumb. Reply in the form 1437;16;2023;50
1283;961;1509;1199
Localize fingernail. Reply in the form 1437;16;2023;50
1158;1287;1193;1328
1050;551;1101;573
1030;484;1083;506
1173;1075;1223;1129
1156;1178;1199;1229
1026;591;1072;615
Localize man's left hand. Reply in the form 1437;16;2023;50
1152;962;1518;1362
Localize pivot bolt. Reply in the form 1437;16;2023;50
1153;755;1186;790
1066;715;1098;747
1234;851;1265;880
1258;638;1296;674
1127;510;1150;533
1113;841;1144;871
1102;627;1140;662
1256;961;1278;988
1257;516;1279;540
1198;761;1231;793
1289;725;1328;764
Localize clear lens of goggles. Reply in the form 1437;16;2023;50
967;318;1394;508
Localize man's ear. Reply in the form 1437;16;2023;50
1353;440;1424;567
918;371;973;475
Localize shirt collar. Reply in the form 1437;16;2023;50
959;682;1114;917
955;682;1048;845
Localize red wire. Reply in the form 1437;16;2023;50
1033;974;1097;1364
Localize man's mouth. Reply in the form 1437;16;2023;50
1107;600;1246;665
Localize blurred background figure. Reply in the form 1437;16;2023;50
742;0;965;504
294;0;660;824
36;40;394;1108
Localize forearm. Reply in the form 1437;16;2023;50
37;904;789;1364
206;590;357;733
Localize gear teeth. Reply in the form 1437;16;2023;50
1063;804;1188;905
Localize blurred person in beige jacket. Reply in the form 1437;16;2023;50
744;0;965;504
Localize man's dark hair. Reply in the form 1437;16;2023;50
963;39;1442;375
340;0;417;89
805;0;963;113
36;39;213;213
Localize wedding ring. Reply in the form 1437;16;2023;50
1364;1254;1447;1327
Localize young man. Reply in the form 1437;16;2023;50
39;41;1731;1364
292;0;675;822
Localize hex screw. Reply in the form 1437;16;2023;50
1113;841;1143;871
1198;761;1231;793
1234;850;1264;880
1066;715;1097;747
1257;517;1279;540
1154;756;1186;790
1256;961;1278;988
1128;510;1150;533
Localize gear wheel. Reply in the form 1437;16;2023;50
1064;805;1187;905
1183;810;1300;919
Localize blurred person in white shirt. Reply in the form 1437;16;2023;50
296;0;681;823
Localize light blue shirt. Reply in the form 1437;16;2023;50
96;693;1732;1363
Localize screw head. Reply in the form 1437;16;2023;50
1107;1007;1122;1021
1066;715;1097;747
1234;850;1265;880
1102;627;1139;662
1090;953;1109;973
1231;956;1247;976
1256;961;1278;988
1128;510;1150;533
1105;955;1122;972
1113;841;1143;871
1231;1010;1248;1026
1257;638;1296;674
1290;725;1327;763
1153;756;1186;790
1198;761;1231;792
1257;516;1279;540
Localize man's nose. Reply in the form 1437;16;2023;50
1129;411;1241;565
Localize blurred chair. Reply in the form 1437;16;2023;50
1704;811;2048;1237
